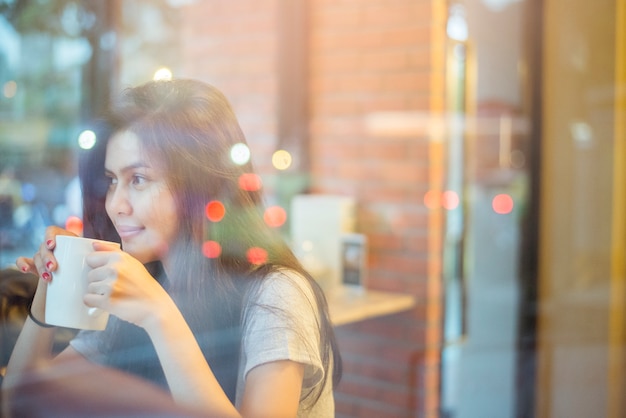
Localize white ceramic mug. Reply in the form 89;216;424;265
45;235;120;330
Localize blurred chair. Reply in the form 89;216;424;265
0;268;37;379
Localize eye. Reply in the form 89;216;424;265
131;174;147;186
105;175;118;187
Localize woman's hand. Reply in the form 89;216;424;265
83;242;176;330
15;226;78;318
16;225;78;282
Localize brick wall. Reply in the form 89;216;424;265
180;0;280;175
308;2;446;416
177;1;447;416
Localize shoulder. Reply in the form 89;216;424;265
261;268;314;295
238;269;326;391
242;268;323;330
250;268;318;312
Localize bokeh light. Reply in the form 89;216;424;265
492;193;514;214
442;190;460;210
272;150;292;170
153;67;173;81
230;143;251;165
3;80;17;98
202;240;222;258
77;130;97;150
205;200;225;222
65;216;84;236
423;190;441;209
21;183;36;203
247;247;268;265
238;173;262;191
264;206;287;228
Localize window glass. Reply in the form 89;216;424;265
0;0;111;265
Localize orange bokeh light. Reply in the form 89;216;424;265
264;206;287;228
238;173;262;191
442;190;460;210
424;190;441;209
246;247;268;265
202;240;222;258
492;193;514;214
205;200;225;222
65;216;84;236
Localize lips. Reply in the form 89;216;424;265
115;225;144;239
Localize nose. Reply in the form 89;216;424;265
106;184;132;216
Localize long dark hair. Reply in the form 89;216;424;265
79;79;341;404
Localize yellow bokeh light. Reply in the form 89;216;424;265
153;67;173;81
272;149;292;170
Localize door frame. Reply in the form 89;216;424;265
608;0;626;416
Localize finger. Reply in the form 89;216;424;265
86;261;118;284
16;256;35;274
32;250;46;279
34;227;76;280
92;241;121;252
87;279;113;298
32;253;52;282
43;226;77;251
34;240;56;281
83;293;109;309
84;273;115;309
85;251;116;269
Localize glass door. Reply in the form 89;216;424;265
440;0;534;416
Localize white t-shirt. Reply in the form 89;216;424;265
70;268;335;416
236;269;334;417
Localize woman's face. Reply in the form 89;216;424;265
104;130;179;265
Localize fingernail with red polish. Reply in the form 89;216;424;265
21;266;29;272
42;272;51;281
46;239;53;248
46;261;54;270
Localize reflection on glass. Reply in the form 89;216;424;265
0;0;111;267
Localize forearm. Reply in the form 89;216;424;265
2;291;57;415
3;287;56;381
144;305;241;418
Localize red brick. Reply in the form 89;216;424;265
368;275;429;295
409;46;435;70
405;233;429;253
312;51;361;74
381;71;431;93
312;96;361;116
357;184;415;204
367;232;405;251
360;93;416;112
361;50;410;72
360;139;411;160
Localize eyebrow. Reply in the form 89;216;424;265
104;162;152;176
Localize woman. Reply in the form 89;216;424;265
3;79;341;417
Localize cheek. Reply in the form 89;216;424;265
104;196;113;218
155;197;179;235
